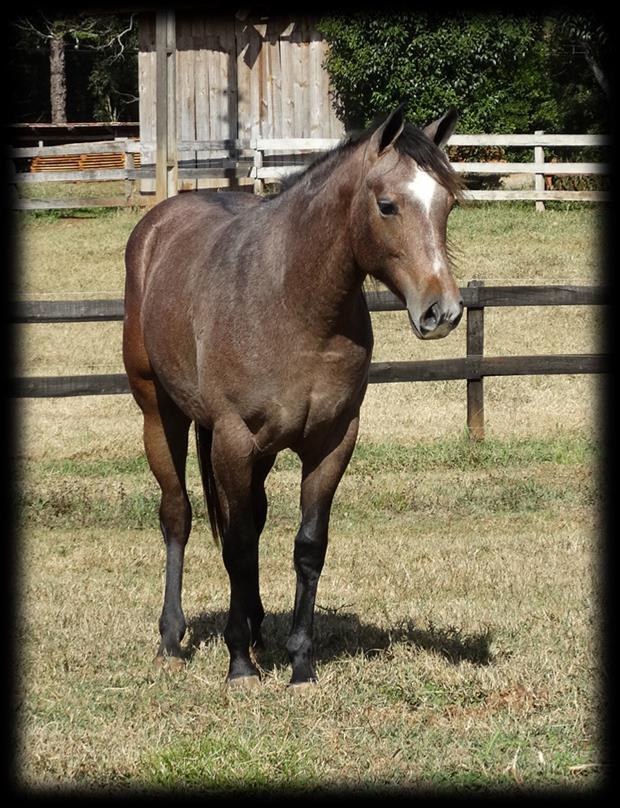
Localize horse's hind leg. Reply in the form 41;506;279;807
132;377;192;664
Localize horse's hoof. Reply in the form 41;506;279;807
153;654;185;672
227;675;261;690
288;680;317;695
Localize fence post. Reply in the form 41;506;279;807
155;10;177;203
252;138;264;195
466;279;485;440
534;130;545;213
123;141;134;204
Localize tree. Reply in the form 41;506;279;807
12;12;137;123
554;13;610;98
48;26;67;124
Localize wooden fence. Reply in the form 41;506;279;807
250;133;609;204
10;131;609;211
10;282;609;439
138;12;344;198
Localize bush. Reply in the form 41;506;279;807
317;13;606;134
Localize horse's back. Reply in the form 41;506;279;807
123;191;261;399
125;191;260;296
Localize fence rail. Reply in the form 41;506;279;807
9;132;610;210
249;133;609;205
11;283;609;439
12;284;608;324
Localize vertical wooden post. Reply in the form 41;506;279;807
466;279;485;440
122;141;134;204
155;10;177;203
166;11;178;199
534;130;545;213
252;138;264;195
155;11;167;203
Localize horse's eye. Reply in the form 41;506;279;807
378;199;398;216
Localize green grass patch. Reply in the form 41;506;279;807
37;455;151;478
33;431;594;478
15;433;599;530
348;432;596;473
143;731;322;792
16;207;127;223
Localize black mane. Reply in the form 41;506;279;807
274;118;464;199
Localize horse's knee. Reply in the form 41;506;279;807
159;491;192;544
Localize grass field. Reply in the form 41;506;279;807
13;200;606;793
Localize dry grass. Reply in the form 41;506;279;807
16;443;601;791
12;201;606;792
17;421;601;775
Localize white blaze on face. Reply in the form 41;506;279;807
407;167;444;275
407;168;438;215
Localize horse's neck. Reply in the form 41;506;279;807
278;156;363;334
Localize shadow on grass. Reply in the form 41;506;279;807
185;608;494;670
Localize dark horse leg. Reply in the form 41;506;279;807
196;425;275;657
210;418;273;686
133;377;192;664
287;413;360;686
248;454;276;653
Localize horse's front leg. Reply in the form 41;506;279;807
287;413;360;687
211;419;264;687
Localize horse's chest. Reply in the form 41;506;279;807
304;358;361;431
254;347;369;451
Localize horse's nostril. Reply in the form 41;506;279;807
420;302;441;332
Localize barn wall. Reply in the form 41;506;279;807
138;12;344;189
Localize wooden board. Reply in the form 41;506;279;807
138;10;344;183
13;286;607;323
138;12;156;192
368;353;609;384
15;197;148;211
448;134;608;147
177;15;197;190
11;352;609;398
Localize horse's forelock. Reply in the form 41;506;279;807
394;123;465;200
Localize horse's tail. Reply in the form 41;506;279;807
194;423;224;549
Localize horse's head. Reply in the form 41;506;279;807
350;107;464;339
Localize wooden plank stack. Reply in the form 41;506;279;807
29;148;140;173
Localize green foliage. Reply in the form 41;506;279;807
317;12;607;133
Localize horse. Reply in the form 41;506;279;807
122;106;465;689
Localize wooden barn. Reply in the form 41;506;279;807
137;9;344;191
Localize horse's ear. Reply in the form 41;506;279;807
370;105;405;156
423;107;458;148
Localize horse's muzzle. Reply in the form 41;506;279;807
409;298;464;340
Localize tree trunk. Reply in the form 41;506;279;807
50;33;67;124
583;45;609;98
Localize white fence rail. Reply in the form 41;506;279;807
10;132;609;210
249;132;609;205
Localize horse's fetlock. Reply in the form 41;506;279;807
286;630;310;657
